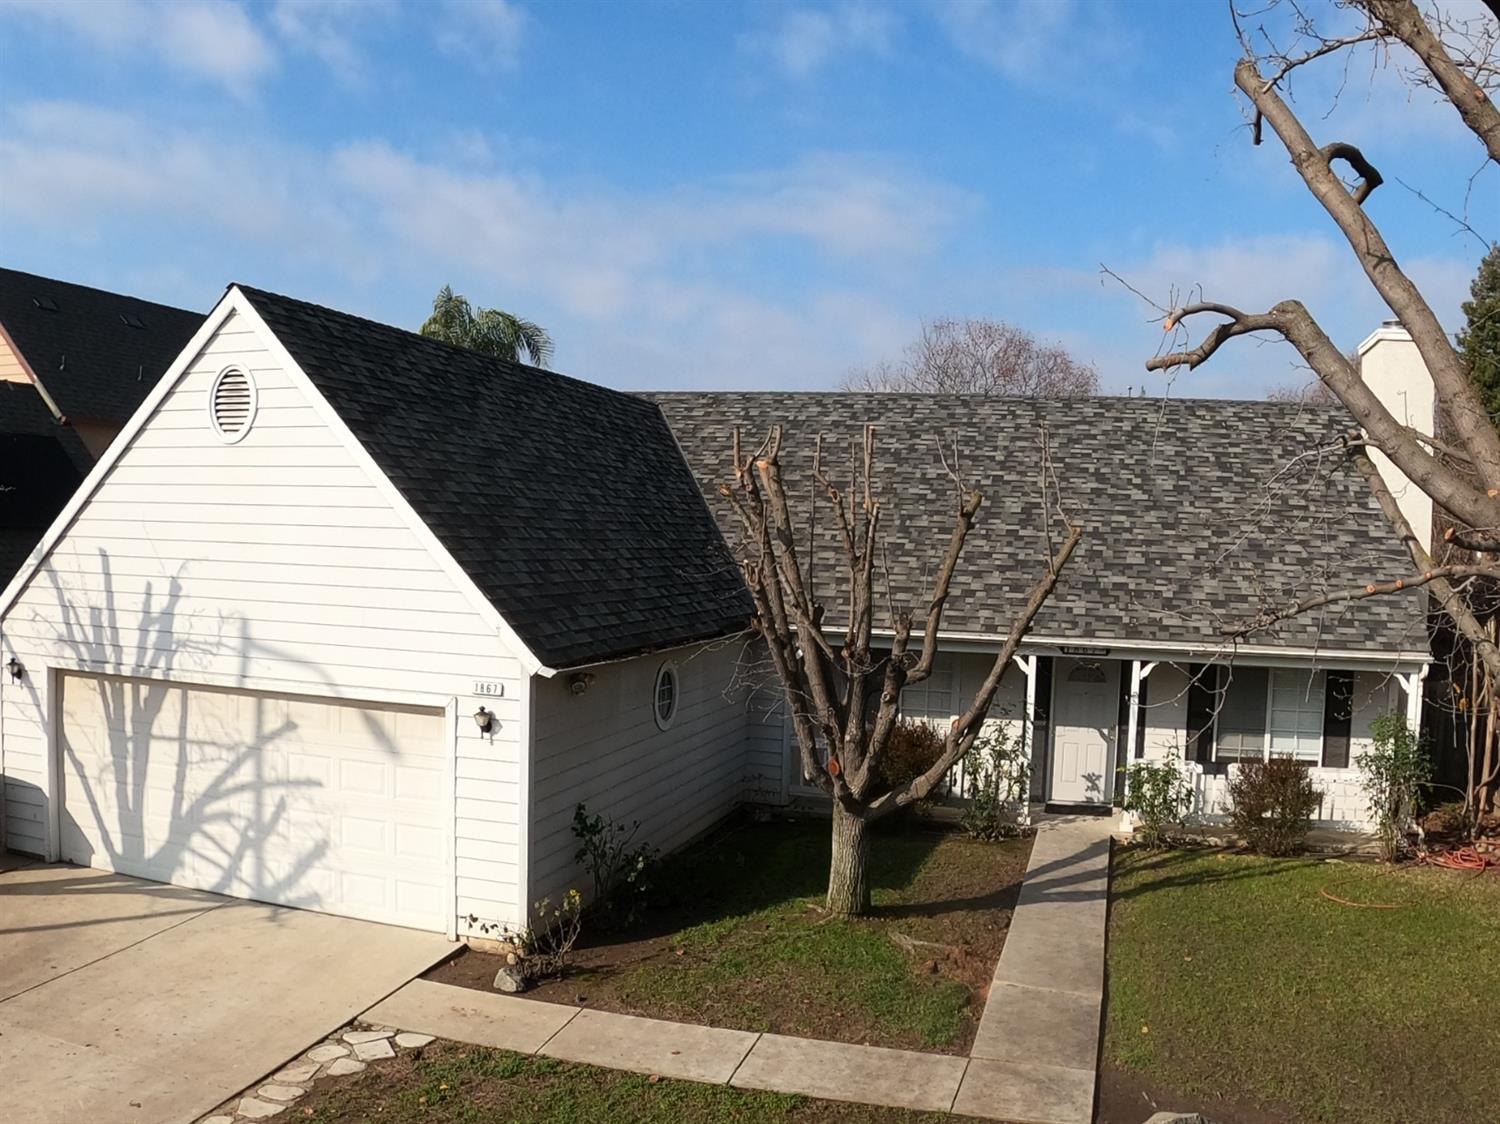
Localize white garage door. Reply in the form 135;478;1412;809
59;672;448;931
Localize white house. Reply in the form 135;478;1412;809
0;284;1433;939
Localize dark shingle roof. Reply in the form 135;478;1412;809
651;393;1430;656
0;382;92;584
0;267;203;423
238;286;751;669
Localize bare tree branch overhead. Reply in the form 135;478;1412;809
1137;0;1500;812
721;423;1080;916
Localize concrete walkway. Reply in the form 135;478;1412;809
360;817;1114;1123
965;816;1112;1123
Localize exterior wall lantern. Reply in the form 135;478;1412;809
473;706;494;734
5;656;22;684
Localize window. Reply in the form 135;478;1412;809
209;366;257;443
1215;666;1267;763
899;652;956;720
653;662;679;730
1268;668;1325;762
1214;666;1325;764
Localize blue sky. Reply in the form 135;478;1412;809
0;0;1493;398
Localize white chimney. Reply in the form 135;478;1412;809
1356;320;1436;551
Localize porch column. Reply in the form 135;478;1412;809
1400;668;1427;741
1121;660;1160;808
1011;653;1037;826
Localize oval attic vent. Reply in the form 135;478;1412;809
210;367;256;442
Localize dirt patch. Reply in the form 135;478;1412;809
1097;1064;1297;1124
427;817;1032;1053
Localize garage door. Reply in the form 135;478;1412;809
58;672;448;931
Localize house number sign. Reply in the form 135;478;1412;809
1059;645;1110;657
473;681;505;697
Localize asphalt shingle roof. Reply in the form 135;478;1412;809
239;286;752;669
0;267;203;423
0;381;91;584
651;393;1430;656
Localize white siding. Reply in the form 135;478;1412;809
0;310;529;933
528;641;748;911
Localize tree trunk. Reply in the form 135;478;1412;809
827;803;871;917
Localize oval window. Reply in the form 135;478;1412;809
209;366;257;443
653;662;679;730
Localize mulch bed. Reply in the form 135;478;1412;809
427;816;1032;1054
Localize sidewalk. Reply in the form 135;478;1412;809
359;817;1113;1123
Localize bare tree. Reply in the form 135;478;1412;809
1266;378;1341;405
843;318;1100;397
1139;2;1500;685
721;425;1080;916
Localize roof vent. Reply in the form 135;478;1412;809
209;366;256;443
31;296;57;311
119;312;146;329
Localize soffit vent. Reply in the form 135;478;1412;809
210;366;257;443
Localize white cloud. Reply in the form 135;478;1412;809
0;0;276;97
270;0;397;86
433;0;529;68
0;98;970;388
742;3;898;79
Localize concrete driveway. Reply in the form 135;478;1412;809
0;852;455;1124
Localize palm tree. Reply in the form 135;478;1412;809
420;285;554;367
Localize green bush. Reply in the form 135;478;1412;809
1227;758;1322;856
1120;757;1193;847
961;723;1030;841
876;718;947;794
1359;712;1433;861
572;803;658;927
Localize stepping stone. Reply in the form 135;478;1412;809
395;1032;435;1048
202;1117;233;1124
306;1043;349;1063
271;1062;319;1084
352;1038;396;1061
257;1085;306;1103
236;1097;287;1120
343;1029;394;1044
327;1057;367;1077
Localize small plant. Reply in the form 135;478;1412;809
572;803;658;926
1120;755;1193;848
960;723;1030;841
520;889;584;981
1227;758;1322;856
1359;712;1433;861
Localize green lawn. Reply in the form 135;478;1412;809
434;817;1031;1053
1106;847;1500;1124
297;1040;946;1123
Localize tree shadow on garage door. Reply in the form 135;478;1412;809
22;549;419;915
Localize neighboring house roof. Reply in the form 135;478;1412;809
237;286;753;669
0;382;91;583
0;267;203;423
652;392;1429;656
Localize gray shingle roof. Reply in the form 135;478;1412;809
239;286;751;669
0;267;203;423
651;393;1430;656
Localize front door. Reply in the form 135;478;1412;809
1049;658;1119;804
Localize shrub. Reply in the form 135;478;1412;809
571;803;658;927
1120;756;1193;847
1359;712;1433;861
876;718;947;794
520;889;584;981
961;723;1030;841
1227;758;1322;856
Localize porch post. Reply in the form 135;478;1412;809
1401;668;1426;741
1121;660;1160;807
1011;653;1037;826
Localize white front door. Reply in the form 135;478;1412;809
1049;658;1119;804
